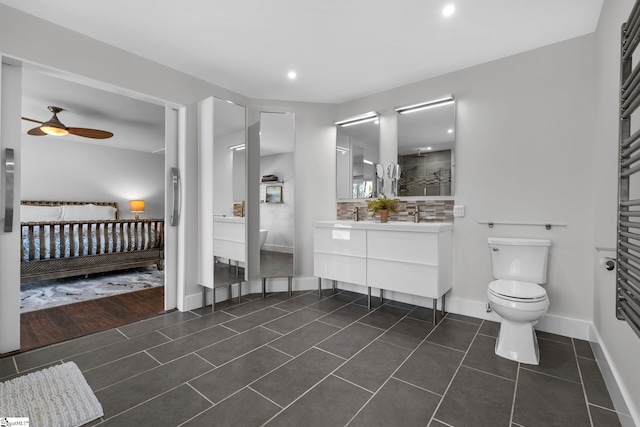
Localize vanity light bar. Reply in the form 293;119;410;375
334;111;380;127
395;95;455;115
228;144;246;151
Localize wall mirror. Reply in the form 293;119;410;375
212;97;247;289
335;112;380;199
396;96;456;196
259;112;295;286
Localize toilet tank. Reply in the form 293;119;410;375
488;237;551;284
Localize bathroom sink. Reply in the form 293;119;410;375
314;220;453;232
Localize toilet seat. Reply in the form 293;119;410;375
488;279;547;303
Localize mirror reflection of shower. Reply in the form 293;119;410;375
335;112;380;199
396;96;455;196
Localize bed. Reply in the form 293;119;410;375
20;201;164;282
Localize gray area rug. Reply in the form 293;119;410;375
0;361;103;426
21;268;164;313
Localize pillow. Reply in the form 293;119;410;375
20;205;63;222
62;204;117;221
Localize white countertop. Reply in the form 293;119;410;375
214;215;246;223
314;220;453;232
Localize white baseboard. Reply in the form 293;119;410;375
262;244;293;254
590;326;639;427
186;278;594;340
183;276;319;311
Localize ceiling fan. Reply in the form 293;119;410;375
21;106;114;139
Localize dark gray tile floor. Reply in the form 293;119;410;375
0;289;627;427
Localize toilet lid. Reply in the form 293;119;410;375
489;279;547;301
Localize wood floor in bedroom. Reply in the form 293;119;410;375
17;286;166;354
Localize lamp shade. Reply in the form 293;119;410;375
129;200;145;212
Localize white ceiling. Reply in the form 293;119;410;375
21;68;166;153
1;0;604;104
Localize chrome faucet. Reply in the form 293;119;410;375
351;206;360;222
412;209;420;223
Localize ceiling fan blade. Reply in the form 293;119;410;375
22;117;44;124
67;127;114;139
27;126;47;136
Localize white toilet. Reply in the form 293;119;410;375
487;237;551;365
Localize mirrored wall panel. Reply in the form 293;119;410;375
259;112;295;279
212;97;247;286
396;96;456;196
336;113;380;199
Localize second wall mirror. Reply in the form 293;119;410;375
259;112;295;287
395;95;456;196
335;112;380;199
212;97;247;291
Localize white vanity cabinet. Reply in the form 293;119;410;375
214;216;246;263
313;221;452;321
313;226;367;286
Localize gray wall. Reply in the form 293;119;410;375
594;0;640;421
338;35;596;330
21;138;165;218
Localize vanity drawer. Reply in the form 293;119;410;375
214;239;245;263
214;222;245;242
314;252;366;285
367;259;445;298
314;228;367;257
367;230;439;265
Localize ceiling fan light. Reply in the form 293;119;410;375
40;124;69;136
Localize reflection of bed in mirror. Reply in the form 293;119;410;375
259;112;295;296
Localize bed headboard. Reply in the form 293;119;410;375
21;201;120;220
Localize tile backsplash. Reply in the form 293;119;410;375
337;200;454;223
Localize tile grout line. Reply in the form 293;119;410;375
247;385;284;409
185;381;215;406
573;338;596;427
344;311;448;426
192;351;217;368
462;364;517;383
426;316;479;427
509;358;521;426
97;381;201;424
330;372;375;394
265;343;296;359
260;302;420;425
391;375;443;398
519;365;584;385
311;345;348;361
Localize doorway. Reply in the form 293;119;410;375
0;59;181;355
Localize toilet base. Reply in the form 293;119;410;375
495;318;540;365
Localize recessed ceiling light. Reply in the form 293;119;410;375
288;71;297;79
448;129;453;133
442;4;455;17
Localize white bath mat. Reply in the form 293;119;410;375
0;362;103;427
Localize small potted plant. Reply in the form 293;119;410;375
366;196;400;223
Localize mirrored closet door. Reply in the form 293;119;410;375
211;97;246;306
258;112;295;295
